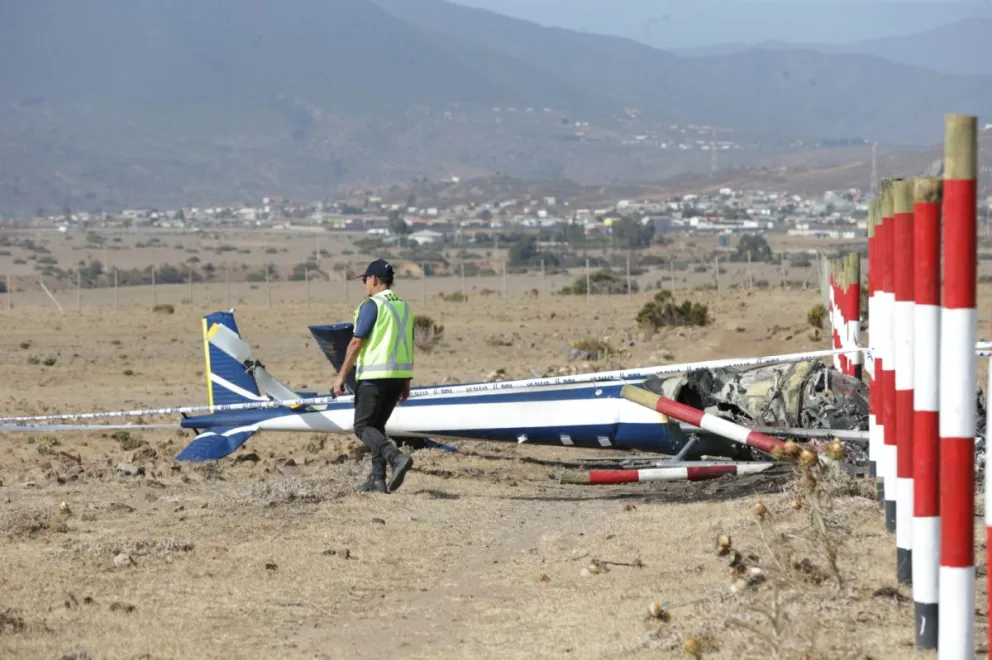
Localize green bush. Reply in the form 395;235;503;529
635;290;710;333
807;303;827;330
559;270;636;295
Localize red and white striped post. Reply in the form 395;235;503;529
559;462;774;485
619;385;787;456
879;179;897;532
986;329;992;657
892;179;915;584
938;114;977;660
846;252;863;380
912;176;941;650
867;199;882;501
829;268;843;372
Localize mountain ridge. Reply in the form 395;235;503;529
672;18;992;76
2;0;990;213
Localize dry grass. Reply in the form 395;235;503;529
1;254;991;658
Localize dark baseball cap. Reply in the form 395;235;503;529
359;259;395;281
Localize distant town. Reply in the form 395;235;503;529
4;185;939;244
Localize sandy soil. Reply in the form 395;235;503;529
1;276;989;659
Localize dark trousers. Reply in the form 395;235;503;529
353;378;408;475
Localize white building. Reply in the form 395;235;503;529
409;230;444;246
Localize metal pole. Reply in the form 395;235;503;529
541;259;546;297
188;267;193;308
114;268;119;310
502;261;507;300
152;267;157;306
747;250;753;292
344;262;349;306
626;251;631;299
714;256;721;298
5;274;9;310
460;260;465;297
422;263;427;305
585;258;590;299
670;261;676;293
266;266;271;309
305;265;310;309
39;277;63;314
76;270;81;310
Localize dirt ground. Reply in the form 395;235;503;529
1;277;990;659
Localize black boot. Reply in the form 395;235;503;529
382;445;413;493
357;459;387;494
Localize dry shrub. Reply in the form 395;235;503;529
438;291;467;302
413;315;444;352
1;508;68;539
112;430;146;451
60;537;195;559
152;303;175;314
570;338;616;361
635;290;710;335
306;433;328;453
229;477;351;507
485;334;514;347
725;444;865;658
0;608;26;634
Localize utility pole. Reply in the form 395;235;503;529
869;142;879;197
710;127;718;175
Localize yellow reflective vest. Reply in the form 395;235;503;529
352;289;414;380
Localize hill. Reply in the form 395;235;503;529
374;0;992;145
2;0;992;213
842;18;992;76
0;0;622;212
674;18;992;77
659;128;992;197
0;0;615;116
450;0;992;51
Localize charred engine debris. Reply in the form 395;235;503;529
644;360;988;471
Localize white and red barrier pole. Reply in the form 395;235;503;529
830;266;843;372
938;114;977;660
986;328;992;657
619;385;787;456
892;179;916;585
560;462;774;485
879;179;897;532
867;199;883;502
912;176;941;650
847;252;863;380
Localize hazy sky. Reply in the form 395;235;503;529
450;0;992;48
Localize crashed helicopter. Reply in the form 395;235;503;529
0;310;872;465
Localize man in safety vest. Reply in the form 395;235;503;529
333;259;415;494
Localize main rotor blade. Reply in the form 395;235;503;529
0;346;867;424
0;423;181;432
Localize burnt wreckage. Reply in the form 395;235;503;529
643;359;987;471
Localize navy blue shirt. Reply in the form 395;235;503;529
353;299;378;339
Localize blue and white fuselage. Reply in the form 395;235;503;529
180;380;693;452
175;311;734;461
